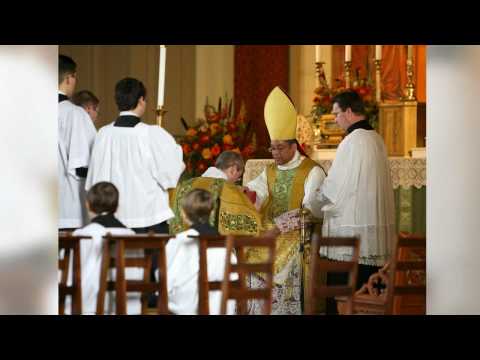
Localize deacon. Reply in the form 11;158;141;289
169;151;260;236
58;55;97;230
245;86;326;315
85;77;185;234
314;90;396;314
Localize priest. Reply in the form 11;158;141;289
314;90;396;314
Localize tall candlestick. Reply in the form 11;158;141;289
158;45;167;108
375;45;382;60
407;45;413;60
315;45;321;63
344;61;352;89
345;45;352;62
375;60;382;102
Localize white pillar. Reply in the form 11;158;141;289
428;45;480;314
0;45;58;314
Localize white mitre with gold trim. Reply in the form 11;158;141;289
264;86;298;141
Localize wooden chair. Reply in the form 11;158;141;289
385;232;426;315
220;235;276;315
96;233;173;315
306;232;360;315
189;235;228;315
337;232;426;315
58;232;91;315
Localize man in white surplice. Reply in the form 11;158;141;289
314;90;396;314
58;55;97;230
85;78;185;234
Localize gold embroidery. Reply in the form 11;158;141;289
219;211;258;234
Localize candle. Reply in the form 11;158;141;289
407;45;413;60
375;45;382;60
158;45;167;108
315;45;321;63
345;45;352;62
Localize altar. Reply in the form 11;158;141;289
243;155;426;235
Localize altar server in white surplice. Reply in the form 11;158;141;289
65;182;142;315
314;90;396;314
85;77;185;234
58;55;97;230
164;189;237;315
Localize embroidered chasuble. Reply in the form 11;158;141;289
169;177;261;236
246;157;324;315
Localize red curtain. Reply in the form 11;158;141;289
234;45;290;157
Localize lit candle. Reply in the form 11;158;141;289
375;45;382;60
315;45;321;63
158;45;167;108
407;45;413;60
345;45;352;62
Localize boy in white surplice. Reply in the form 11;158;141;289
164;189;236;315
66;182;142;315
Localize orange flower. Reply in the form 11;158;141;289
186;128;197;137
223;134;233;145
202;148;212;160
182;144;191;155
211;144;221;157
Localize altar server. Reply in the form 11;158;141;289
85;77;185;234
58;54;97;230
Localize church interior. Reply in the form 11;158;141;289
1;45;478;315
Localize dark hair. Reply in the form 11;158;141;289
181;189;214;225
115;77;147;111
71;90;99;108
215;151;244;171
332;90;365;115
86;182;119;215
59;55;77;85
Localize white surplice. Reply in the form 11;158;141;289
315;129;396;266
85;119;185;228
246;150;326;219
164;228;237;315
64;224;143;315
58;96;97;228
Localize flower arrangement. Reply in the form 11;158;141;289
311;67;379;130
179;96;256;179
